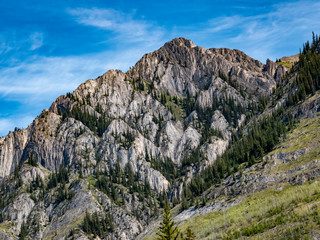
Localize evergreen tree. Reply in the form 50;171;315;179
27;153;38;167
156;204;179;240
181;195;188;211
82;210;114;237
19;221;29;240
184;226;195;240
83;210;90;233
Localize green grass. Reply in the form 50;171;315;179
267;116;320;173
165;101;184;121
0;221;16;240
86;175;97;186
174;180;320;240
276;61;292;68
0;221;13;231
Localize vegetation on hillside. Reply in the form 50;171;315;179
156;204;195;240
144;114;320;240
180;33;320;202
61;103;111;137
287;32;320;106
82;210;114;238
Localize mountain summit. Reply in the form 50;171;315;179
128;37;285;98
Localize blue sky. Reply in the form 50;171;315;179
1;0;320;136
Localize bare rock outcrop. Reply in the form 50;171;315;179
128;38;277;98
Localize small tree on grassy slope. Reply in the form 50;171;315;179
157;204;180;240
184;226;195;240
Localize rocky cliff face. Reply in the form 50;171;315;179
128;38;284;98
0;38;289;239
264;59;287;82
0;129;29;178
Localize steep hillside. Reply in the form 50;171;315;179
140;90;320;239
0;34;319;240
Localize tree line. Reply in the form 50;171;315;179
287;32;320;106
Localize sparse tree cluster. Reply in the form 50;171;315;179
61;104;111;137
95;161;153;204
27;153;38;167
150;157;179;183
82;210;114;238
47;165;70;189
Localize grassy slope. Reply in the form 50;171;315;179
276;61;292;68
181;180;320;239
267;115;320;174
142;115;320;240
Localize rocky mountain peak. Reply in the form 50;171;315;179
76;69;125;94
209;48;264;69
279;54;300;63
100;69;125;83
128;38;281;98
164;37;196;49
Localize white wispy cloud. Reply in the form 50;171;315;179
207;16;242;33
0;49;144;101
0;41;12;56
1;8;166;104
0;8;167;136
29;32;44;50
68;8;165;46
190;1;320;61
229;2;320;43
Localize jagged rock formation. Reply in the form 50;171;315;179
128;38;282;98
264;59;287;82
279;54;300;64
0;129;29;178
0;37;297;239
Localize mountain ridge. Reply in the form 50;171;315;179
0;35;319;239
1;37;279;180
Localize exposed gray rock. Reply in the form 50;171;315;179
6;193;35;231
0;37;292;240
174;198;241;222
202;137;228;164
210;110;231;139
292;91;320;119
128;38;276;99
264;59;288;82
0;232;13;240
0;129;29;178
